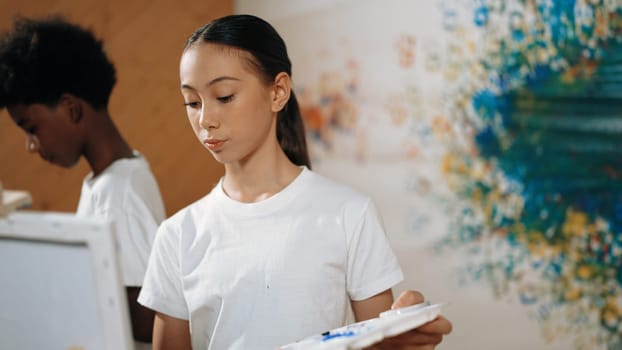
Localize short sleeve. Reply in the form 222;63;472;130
346;199;404;301
110;207;158;286
138;220;188;319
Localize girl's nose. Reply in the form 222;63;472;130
25;134;40;153
199;107;220;130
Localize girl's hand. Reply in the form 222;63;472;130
367;290;453;350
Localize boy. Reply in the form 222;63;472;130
0;16;165;348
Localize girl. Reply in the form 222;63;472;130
138;14;451;350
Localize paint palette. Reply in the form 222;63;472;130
279;302;445;350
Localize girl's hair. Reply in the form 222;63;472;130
185;14;311;168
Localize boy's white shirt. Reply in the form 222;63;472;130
76;151;166;286
139;166;403;349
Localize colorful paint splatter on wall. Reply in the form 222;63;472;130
438;0;622;348
270;0;622;347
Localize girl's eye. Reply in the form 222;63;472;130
184;101;200;109
217;95;234;103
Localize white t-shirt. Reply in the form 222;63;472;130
138;167;403;349
77;152;166;287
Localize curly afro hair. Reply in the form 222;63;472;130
0;15;116;109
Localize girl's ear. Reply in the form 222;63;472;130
271;72;291;113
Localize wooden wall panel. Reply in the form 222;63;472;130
0;0;230;215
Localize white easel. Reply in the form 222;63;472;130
0;181;32;217
0;181;134;350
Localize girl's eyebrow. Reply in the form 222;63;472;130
181;76;241;90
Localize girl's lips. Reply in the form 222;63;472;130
204;139;226;151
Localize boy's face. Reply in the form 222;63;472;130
7;102;83;168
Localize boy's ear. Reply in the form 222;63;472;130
271;72;291;113
59;94;83;123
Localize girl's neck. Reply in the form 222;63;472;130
222;149;301;203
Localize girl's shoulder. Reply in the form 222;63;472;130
301;170;373;215
158;187;219;232
304;169;369;203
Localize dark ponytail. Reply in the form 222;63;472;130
277;91;310;168
185;14;311;168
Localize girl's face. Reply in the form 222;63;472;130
180;43;281;165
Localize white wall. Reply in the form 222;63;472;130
235;0;353;21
